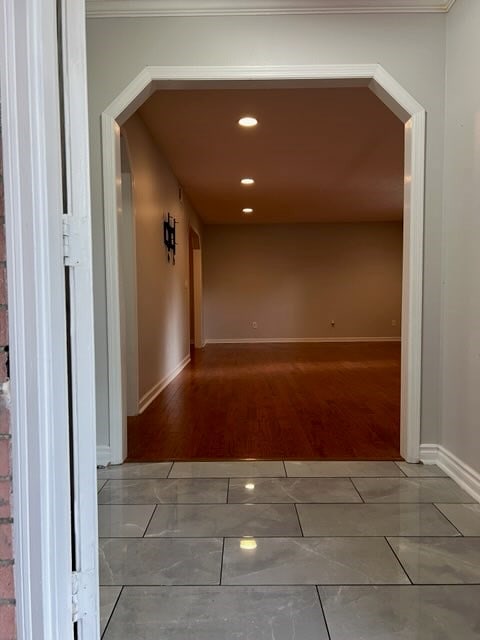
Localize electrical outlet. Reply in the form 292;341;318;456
252;321;258;329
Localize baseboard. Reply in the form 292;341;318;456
138;354;191;414
205;337;401;344
96;445;111;467
420;443;480;502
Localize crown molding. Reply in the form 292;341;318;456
86;0;456;19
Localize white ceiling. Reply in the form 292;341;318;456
86;0;456;18
136;87;404;225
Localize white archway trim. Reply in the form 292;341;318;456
102;64;425;464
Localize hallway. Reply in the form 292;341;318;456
127;343;401;461
97;460;480;639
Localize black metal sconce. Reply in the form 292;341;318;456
163;212;177;264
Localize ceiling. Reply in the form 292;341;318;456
137;87;404;225
86;0;456;18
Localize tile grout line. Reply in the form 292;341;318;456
315;586;332;640
294;503;305;537
384;536;413;585
349;477;365;503
219;536;226;586
431;503;465;537
101;585;124;639
142;504;159;538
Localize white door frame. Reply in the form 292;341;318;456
1;0;99;638
102;64;425;465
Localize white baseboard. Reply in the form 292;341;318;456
138;354;191;414
205;337;401;344
96;445;111;467
420;443;480;503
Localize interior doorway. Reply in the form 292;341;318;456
102;65;425;466
189;226;203;350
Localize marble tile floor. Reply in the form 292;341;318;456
98;460;480;639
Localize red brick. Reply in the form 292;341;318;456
0;564;14;600
0;309;7;347
0;481;11;519
0;403;9;435
0;269;6;306
0;440;10;478
0;524;12;561
0;603;16;640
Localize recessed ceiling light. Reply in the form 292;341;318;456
242;208;253;214
238;116;258;128
241;178;255;185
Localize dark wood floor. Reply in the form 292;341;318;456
127;343;401;461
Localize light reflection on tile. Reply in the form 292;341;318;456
99;538;222;586
319;585;480;639
353;477;475;503
100;586;121;636
145;503;301;537
285;461;404;477
228;477;362;503
387;537;480;584
169;460;286;478
395;462;447;477
435;503;480;536
222;537;409;585
97;478;228;504
103;586;329;640
98;504;155;538
297;503;460;537
97;462;173;479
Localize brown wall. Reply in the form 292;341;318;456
204;222;403;341
0;113;15;639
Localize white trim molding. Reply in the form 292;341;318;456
206;337;401;344
420;444;480;503
102;63;425;465
86;0;456;18
138;354;191;413
96;445;112;467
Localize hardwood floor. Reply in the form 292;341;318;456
127;343;401;461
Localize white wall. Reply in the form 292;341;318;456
121;112;202;406
204;223;402;341
441;0;480;472
86;13;446;446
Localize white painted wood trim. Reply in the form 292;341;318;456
86;0;456;19
96;445;112;467
192;249;204;349
102;63;424;468
420;444;480;503
206;337;402;344
138;355;191;413
0;1;75;638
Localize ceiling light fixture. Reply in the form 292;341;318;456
241;178;255;185
238;116;258;128
242;208;253;214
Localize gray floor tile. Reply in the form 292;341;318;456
353;477;475;503
97;478;228;504
145;503;302;537
98;504;155;538
97;462;173;479
297;503;460;537
169;460;286;478
228;477;362;504
100;586;121;636
222;537;409;585
103;586;329;640
97;479;107;493
99;538;222;586
319;585;480;639
435;503;480;536
387;537;480;584
285;461;404;477
395;462;447;477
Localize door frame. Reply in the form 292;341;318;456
189;227;204;349
102;64;425;465
0;0;98;638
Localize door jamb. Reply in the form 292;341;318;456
102;64;425;465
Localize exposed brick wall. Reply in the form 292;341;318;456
0;112;16;639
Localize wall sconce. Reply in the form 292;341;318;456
163;212;177;264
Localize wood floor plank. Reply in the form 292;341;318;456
127;343;401;461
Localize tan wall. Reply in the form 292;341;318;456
204;222;402;341
122;112;202;402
